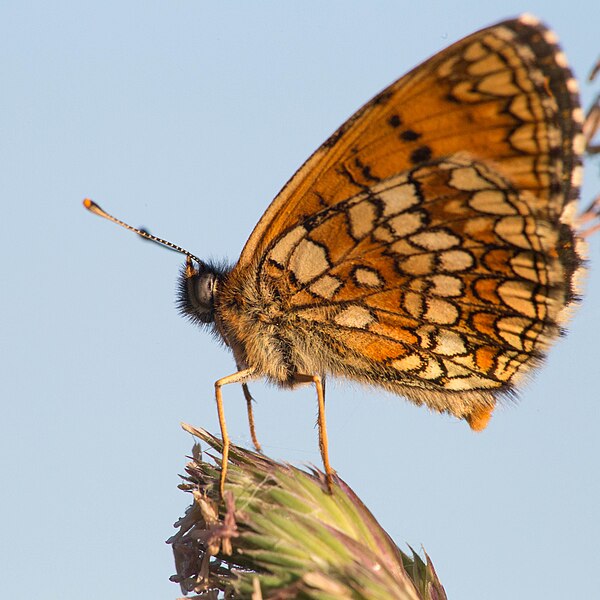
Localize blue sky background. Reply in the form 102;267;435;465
2;2;599;598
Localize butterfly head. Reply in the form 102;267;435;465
177;256;228;326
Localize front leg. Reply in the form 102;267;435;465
215;368;257;497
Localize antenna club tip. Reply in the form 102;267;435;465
83;198;109;219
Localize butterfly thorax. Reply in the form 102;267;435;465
212;262;329;386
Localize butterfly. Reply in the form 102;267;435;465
85;14;586;496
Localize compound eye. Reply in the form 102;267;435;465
195;273;216;309
178;265;220;325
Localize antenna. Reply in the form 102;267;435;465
83;199;204;265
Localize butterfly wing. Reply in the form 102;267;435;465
221;16;584;427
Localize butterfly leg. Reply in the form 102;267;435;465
215;368;257;497
295;373;334;493
241;382;262;453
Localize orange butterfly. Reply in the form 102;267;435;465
85;15;585;496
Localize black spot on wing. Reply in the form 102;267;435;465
410;145;433;164
400;129;422;141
